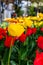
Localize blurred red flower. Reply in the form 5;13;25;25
37;36;43;50
0;28;7;36
32;28;37;34
26;28;33;36
40;28;43;32
34;51;43;65
4;36;15;48
0;28;7;40
0;35;3;40
19;33;26;42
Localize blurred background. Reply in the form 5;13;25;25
0;0;43;22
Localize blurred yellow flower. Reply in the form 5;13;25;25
8;23;25;37
37;17;42;21
38;13;43;17
30;16;37;21
4;13;43;28
24;18;33;27
4;18;18;23
20;22;27;29
34;21;39;27
38;21;43;26
18;18;24;23
34;21;43;27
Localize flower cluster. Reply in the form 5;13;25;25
4;13;43;28
0;13;43;65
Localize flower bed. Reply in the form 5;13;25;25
0;13;43;65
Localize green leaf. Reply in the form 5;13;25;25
10;61;16;65
2;48;9;65
24;37;28;46
27;40;36;59
20;51;27;60
27;60;33;65
20;60;27;65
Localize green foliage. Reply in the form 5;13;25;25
27;6;37;16
15;5;24;17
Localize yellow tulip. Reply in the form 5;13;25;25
8;23;25;37
30;16;37;21
24;18;33;27
34;21;38;26
4;18;18;23
38;13;43;17
37;17;42;21
38;21;43;26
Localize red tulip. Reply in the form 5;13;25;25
37;36;43;50
32;28;37;34
34;51;43;65
19;33;26;42
0;35;3;40
0;28;7;36
40;28;43;32
26;28;33;36
4;36;15;48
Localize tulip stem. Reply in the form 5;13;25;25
8;39;13;65
18;52;21;65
